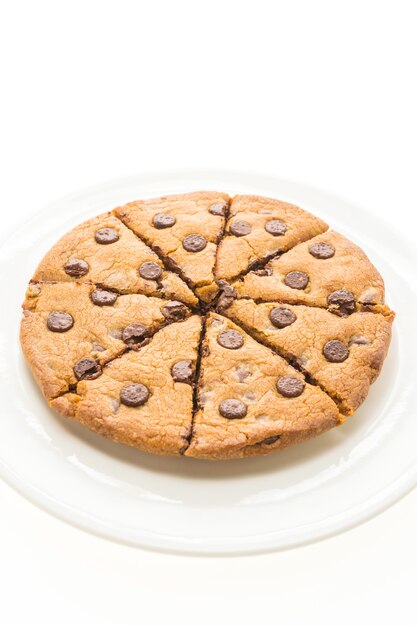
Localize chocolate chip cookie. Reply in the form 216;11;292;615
215;195;328;281
233;230;388;314
33;212;197;306
21;281;191;399
50;316;202;456
20;191;395;459
224;298;394;415
185;314;341;460
114;192;230;302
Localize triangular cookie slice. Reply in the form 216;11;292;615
21;281;192;399
224;299;395;415
114;192;230;302
185;313;341;460
233;230;387;314
50;316;202;456
33;212;198;306
215;195;328;281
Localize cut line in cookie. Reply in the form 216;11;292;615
20;191;395;459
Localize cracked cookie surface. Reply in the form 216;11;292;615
233;230;387;313
50;316;202;456
224;299;395;415
185;313;341;460
33;212;198;306
20;281;191;399
114;192;230;302
215;195;328;281
20;191;395;460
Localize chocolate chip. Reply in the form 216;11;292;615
216;280;237;312
284;271;309;290
236;366;251;382
120;383;150;407
309;242;335;259
269;306;297;328
162;301;188;321
349;335;370;346
209;203;228;216
219;399;247;419
265;219;287;236
47;311;74;332
327;290;355;314
122;324;149;348
216;294;235;312
139;261;163;280
276;376;305;398
95;228;119;244
183;234;207;252
252;267;273;276
323;340;349;363
91;289;118;306
216;279;234;295
261;435;280;445
64;258;89;277
229;220;252;237
360;289;378;305
73;358;102;381
171;360;193;383
217;329;244;349
152;213;176;229
92;344;105;352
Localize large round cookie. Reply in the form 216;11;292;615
20;192;395;460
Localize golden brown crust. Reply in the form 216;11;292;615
20;281;190;399
33;212;198;306
224;299;395;415
185;314;342;460
114;192;229;301
49;393;80;419
233;230;385;310
50;317;202;456
215;195;328;281
21;192;395;460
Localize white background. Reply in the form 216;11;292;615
1;1;416;624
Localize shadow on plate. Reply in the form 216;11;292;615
18;339;399;485
52;404;365;481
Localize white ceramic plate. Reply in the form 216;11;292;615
0;170;415;555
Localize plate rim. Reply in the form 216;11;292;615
1;167;416;556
